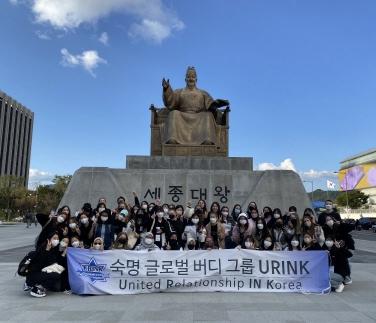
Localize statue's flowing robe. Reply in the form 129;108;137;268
162;86;217;145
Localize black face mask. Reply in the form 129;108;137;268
170;240;178;249
276;222;283;228
188;244;195;250
118;239;127;244
291;219;297;226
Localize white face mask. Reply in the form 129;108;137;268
192;218;199;224
257;224;264;230
57;215;65;223
72;241;80;248
157;212;164;218
69;223;77;229
327;220;334;227
239;219;247;225
60;241;67;248
93;244;102;250
163;208;169;213
245;241;252;248
142;205;147;210
101;216;108;222
51;239;60;247
98;207;105;213
222;211;229;216
80;218;88;224
304;237;312;245
264;240;272;248
121;210;129;217
145;238;154;245
273;214;280;219
325;240;334;248
234;209;241;214
210;218;217;224
291;240;299;247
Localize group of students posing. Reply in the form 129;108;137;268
24;194;354;297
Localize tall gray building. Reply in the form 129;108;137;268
0;90;34;186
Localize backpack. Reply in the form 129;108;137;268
17;251;37;277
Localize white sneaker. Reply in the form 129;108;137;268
30;286;46;298
335;283;345;293
344;276;352;285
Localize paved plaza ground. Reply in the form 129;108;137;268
0;224;375;323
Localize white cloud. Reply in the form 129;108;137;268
98;32;109;45
35;30;51;40
258;158;297;172
257;158;337;180
31;0;184;43
60;48;107;77
28;168;54;189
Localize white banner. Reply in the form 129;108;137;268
67;248;330;294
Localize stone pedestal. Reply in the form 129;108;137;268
126;156;253;171
59;156;311;215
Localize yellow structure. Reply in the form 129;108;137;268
339;148;376;204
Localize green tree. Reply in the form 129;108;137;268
0;174;72;220
336;190;369;209
36;175;72;214
0;176;28;220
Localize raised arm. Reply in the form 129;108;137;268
162;78;176;109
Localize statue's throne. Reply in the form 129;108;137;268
150;105;230;156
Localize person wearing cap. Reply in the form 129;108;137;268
114;207;131;235
231;212;255;247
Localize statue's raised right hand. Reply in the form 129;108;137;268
162;78;170;89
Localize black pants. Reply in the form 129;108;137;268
26;272;61;291
334;255;351;278
60;270;70;291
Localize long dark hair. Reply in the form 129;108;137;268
210;202;221;217
231;204;242;221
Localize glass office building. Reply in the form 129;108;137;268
0;90;34;187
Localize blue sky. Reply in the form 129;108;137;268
1;0;375;191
